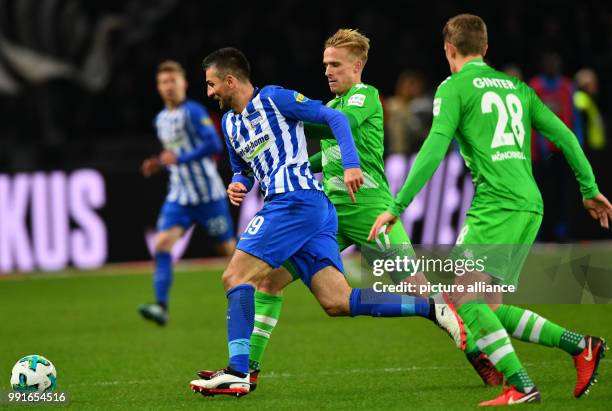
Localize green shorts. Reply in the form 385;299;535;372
286;201;415;282
454;204;542;286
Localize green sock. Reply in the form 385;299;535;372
494;304;585;355
506;369;535;393
249;291;284;371
458;302;535;393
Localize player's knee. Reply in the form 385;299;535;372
221;269;238;290
216;239;236;257
257;272;286;295
320;300;349;317
154;232;176;252
221;269;256;290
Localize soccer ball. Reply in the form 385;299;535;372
10;355;57;393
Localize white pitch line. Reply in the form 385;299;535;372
73;358;611;387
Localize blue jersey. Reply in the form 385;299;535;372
155;99;226;205
221;85;360;199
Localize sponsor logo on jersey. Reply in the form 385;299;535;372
238;134;271;160
433;98;442;116
348;93;366;107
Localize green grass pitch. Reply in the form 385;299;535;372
1;263;611;410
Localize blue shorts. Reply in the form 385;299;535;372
236;189;344;288
157;199;235;243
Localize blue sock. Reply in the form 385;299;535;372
349;288;430;317
226;284;255;374
153;251;172;307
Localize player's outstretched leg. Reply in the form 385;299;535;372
494;304;607;397
307;267;466;349
457;302;541;406
347;288;466;349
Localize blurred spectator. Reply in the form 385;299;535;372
384;70;432;156
574;68;606;151
529;52;583;242
502;63;523;81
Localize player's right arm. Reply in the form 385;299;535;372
389;81;457;214
221;114;255;206
368;79;457;240
141;156;162;177
530;87;612;228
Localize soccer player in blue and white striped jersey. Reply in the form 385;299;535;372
139;60;235;326
190;48;463;398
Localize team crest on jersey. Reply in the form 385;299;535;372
200;117;213;126
293;92;309;103
245;110;264;128
348;93;366;107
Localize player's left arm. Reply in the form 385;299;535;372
270;88;363;200
368;82;458;240
530;87;612;228
175;103;224;164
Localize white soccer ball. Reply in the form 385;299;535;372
10;355;57;393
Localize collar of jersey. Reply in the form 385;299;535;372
460;58;487;72
234;87;261;116
335;82;364;99
333;82;362;107
163;99;187;113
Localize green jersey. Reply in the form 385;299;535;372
390;59;599;216
316;83;392;205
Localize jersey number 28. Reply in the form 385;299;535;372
481;92;525;149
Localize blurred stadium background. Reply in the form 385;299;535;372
1;0;611;274
1;2;612;409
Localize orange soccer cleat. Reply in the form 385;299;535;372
573;336;607;398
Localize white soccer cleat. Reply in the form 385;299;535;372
433;294;467;350
190;368;250;397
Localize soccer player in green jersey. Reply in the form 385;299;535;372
196;29;468;391
370;14;612;406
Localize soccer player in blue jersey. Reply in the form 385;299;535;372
189;48;464;397
139;60;236;326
